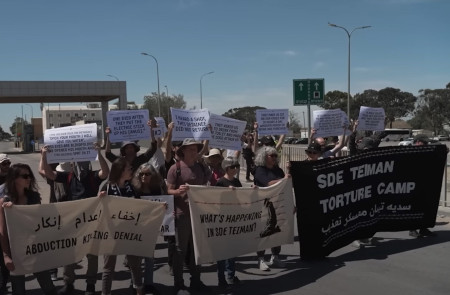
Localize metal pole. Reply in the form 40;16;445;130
200;71;214;109
328;23;371;119
165;85;169;97
141;53;161;116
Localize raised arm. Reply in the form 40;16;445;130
39;145;57;181
95;142;109;180
164;122;175;163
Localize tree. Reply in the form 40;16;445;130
320;90;348;113
142;92;187;124
9;117;28;137
289;110;301;134
413;87;450;135
222;106;266;131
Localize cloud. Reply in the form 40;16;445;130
282;50;298;56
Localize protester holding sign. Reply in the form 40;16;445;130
166;138;212;295
0;163;57;295
253;146;290;271
104;119;157;172
132;162;168;295
98;158;144;295
204;148;225;186
39;143;109;295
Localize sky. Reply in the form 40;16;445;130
0;0;449;132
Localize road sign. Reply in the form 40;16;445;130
293;79;324;105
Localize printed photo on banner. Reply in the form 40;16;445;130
290;145;447;259
154;116;167;139
106;109;151;142
44;123;98;164
4;196;165;275
255;109;289;136
140;195;175;236
313;109;347;138
208;113;246;150
357;106;386;131
170;108;211;141
188;178;295;265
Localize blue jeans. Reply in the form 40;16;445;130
217;258;235;284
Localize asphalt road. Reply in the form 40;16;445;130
1;142;450;295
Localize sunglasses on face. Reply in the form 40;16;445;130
19;174;32;180
229;165;240;169
139;172;151;177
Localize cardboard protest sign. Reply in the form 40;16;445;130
256;109;289;136
44;124;98;164
313;109;347;138
209;113;246;150
171;108;211;141
106;110;151;142
357;106;386;131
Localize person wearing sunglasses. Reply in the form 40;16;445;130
0;163;57;295
253;146;290;271
131;163;168;295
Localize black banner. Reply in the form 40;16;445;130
290;145;447;259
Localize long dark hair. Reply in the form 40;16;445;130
5;163;38;204
132;163;166;194
108;157;129;184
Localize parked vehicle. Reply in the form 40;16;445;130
433;135;449;141
398;138;414;146
293;138;308;144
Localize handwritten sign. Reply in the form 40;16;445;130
209;113;246;150
106;110;150;142
4;196;165;275
141;195;175;236
154;117;167;139
313;109;347;138
188;178;294;264
170;108;211;141
256;109;289;136
357;106;386;131
44;124;98;164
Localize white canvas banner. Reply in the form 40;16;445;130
140;195;175;236
209;113;246;150
5;196;165;275
170;108;211;141
106;110;151;142
313;109;347;138
357;106;386;131
255;109;289;136
44;123;98;164
188;178;295;265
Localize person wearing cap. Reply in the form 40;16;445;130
409;134;436;238
104;119;157;172
252;145;290;271
304;142;323;161
39;143;109;295
166;138;212;295
204;148;225;186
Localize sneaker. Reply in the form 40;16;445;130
226;276;242;286
85;284;95;295
190;280;212;293
258;258;270;271
409;230;421;238
420;228;436;236
145;284;160;295
51;272;58;281
58;283;74;295
268;255;286;268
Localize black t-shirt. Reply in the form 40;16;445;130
55;170;103;201
216;177;242;188
253;165;285;187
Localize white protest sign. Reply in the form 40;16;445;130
5;196;165;275
188;178;295;264
154;117;167;139
44;124;98;164
209;113;246;150
141;195;175;236
106;110;150;143
170;108;211;141
313;109;347;138
255;109;289;136
357;106;386;131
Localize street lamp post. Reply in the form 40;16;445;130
141;52;161;116
24;104;33;120
328;22;371;118
200;71;214;109
164;85;169;97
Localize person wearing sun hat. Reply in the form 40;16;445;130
204;148;225;186
167;138;212;295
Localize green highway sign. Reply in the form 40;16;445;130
293;78;324;105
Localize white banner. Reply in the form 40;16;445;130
209;113;246;150
140;195;175;236
170;108;211;141
357;106;386;131
313;109;347;138
106;110;151;142
5;197;165;275
256;109;289;136
188;178;295;265
44;124;98;164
